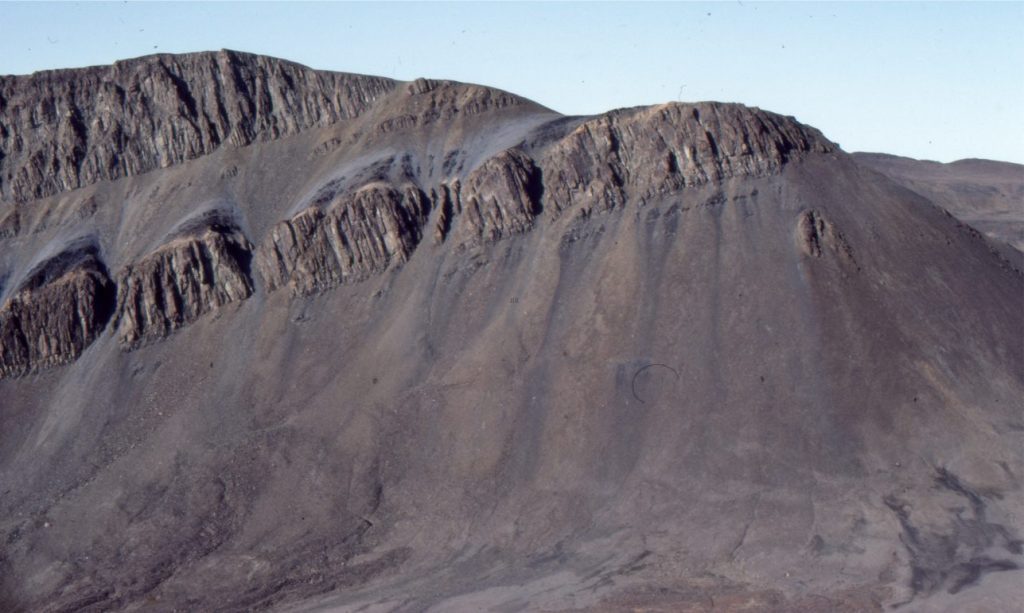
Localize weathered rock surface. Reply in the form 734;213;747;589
0;244;114;378
797;209;857;266
256;183;431;296
112;225;254;348
375;78;527;136
0;50;395;203
539;102;835;216
0;208;18;238
438;148;543;247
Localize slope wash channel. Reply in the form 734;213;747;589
1;51;1022;612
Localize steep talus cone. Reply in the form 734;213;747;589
0;50;396;202
256;183;432;296
112;227;254;348
0;246;114;377
540;102;834;216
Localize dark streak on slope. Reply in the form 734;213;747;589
885;468;1022;604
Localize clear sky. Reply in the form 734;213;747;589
2;1;1022;164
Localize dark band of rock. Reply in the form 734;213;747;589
440;148;543;248
256;183;431;296
540;102;835;217
112;226;254;349
0;245;114;378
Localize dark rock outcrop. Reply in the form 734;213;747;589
256;183;431;296
0;244;114;378
797;209;857;266
0;208;19;238
112;226;254;348
0;50;396;202
539;102;835;217
438;148;543;247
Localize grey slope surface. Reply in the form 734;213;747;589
852;152;1024;252
0;52;1022;613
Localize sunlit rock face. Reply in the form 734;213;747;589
256;183;431;297
113;223;254;349
0;50;396;203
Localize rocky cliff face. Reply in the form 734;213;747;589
540;102;834;217
112;225;254;348
252;103;833;298
0;244;114;377
0;50;396;203
0;80;838;367
439;148;543;247
256;183;432;296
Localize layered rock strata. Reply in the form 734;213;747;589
0;50;396;202
0;245;114;377
539;102;835;217
438;148;543;247
0;52;841;372
112;226;254;348
257;102;835;298
256;183;431;296
375;78;528;135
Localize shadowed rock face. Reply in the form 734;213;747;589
0;52;1022;613
0;244;114;377
796;209;857;268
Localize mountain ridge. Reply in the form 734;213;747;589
0;52;836;377
0;51;1021;613
0;50;398;202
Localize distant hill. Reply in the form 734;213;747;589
853;152;1024;251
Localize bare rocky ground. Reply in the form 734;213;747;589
0;51;1022;612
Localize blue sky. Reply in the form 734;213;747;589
2;1;1022;163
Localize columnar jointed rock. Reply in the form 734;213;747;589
539;102;836;217
439;148;543;247
112;227;254;348
0;246;114;378
0;50;397;203
257;183;431;296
